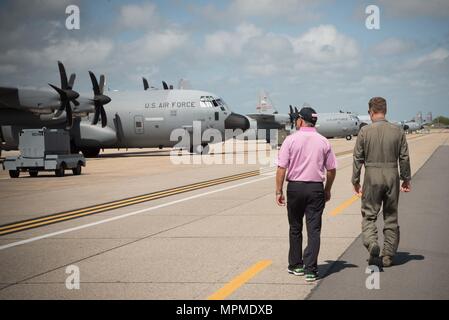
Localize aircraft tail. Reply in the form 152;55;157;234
256;90;277;114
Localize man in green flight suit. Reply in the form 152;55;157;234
352;97;411;267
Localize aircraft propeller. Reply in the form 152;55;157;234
288;105;297;129
88;71;111;127
48;61;80;129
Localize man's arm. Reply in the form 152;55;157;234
399;131;412;192
276;167;287;206
352;128;365;194
325;169;336;202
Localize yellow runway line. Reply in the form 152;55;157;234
208;260;272;300
329;194;361;216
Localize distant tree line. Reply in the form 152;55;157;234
432;116;449;126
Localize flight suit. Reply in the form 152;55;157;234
352;120;411;257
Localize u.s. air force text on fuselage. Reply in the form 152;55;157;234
145;101;196;109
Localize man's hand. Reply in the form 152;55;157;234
401;180;411;192
276;191;286;206
353;183;362;196
325;190;331;202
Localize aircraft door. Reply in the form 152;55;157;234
134;116;144;134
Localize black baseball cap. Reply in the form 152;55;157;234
298;107;318;125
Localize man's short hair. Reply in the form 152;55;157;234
369;97;387;114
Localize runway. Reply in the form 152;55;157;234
0;131;447;299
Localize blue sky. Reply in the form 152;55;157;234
0;0;448;120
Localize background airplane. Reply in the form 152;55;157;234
358;111;430;133
246;91;360;143
0;62;250;157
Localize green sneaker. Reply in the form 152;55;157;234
305;273;318;282
287;266;305;276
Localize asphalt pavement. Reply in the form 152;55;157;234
309;145;449;300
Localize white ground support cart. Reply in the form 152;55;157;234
3;128;86;178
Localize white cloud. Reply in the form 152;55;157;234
43;39;114;68
204;23;262;56
290;25;360;70
202;24;360;77
229;0;323;21
372;38;415;56
0;38;114;69
123;30;189;63
405;48;449;69
118;3;159;29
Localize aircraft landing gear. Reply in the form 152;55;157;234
346;135;353;141
9;170;20;178
190;144;210;155
81;148;101;158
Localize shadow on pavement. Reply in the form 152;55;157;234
393;251;425;266
318;260;358;279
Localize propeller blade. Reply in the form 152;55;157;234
92;105;100;125
295;107;299;114
68;74;76;90
49;83;66;98
99;75;105;94
143;77;149;91
58;61;69;89
65;101;73;129
289;105;293;115
162;81;169;90
89;71;101;95
100;106;107;127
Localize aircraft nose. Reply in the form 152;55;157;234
225;113;250;131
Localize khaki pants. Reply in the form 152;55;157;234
361;167;400;257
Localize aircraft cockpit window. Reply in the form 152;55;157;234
218;98;229;111
200;96;216;108
212;100;219;107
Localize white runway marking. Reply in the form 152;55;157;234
0;174;275;251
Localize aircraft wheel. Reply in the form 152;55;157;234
9;170;20;178
55;164;66;177
190;145;208;154
346;135;352;141
29;170;38;177
72;163;82;176
81;148;100;158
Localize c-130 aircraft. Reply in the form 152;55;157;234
0;62;250;157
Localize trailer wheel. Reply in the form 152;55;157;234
9;170;20;178
55;163;66;177
72;163;82;176
346;135;352;141
29;170;38;177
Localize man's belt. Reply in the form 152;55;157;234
365;162;398;168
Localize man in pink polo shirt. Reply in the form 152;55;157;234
276;107;337;282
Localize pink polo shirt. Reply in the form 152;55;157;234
277;127;337;182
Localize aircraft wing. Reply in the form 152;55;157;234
247;113;289;130
246;113;276;123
